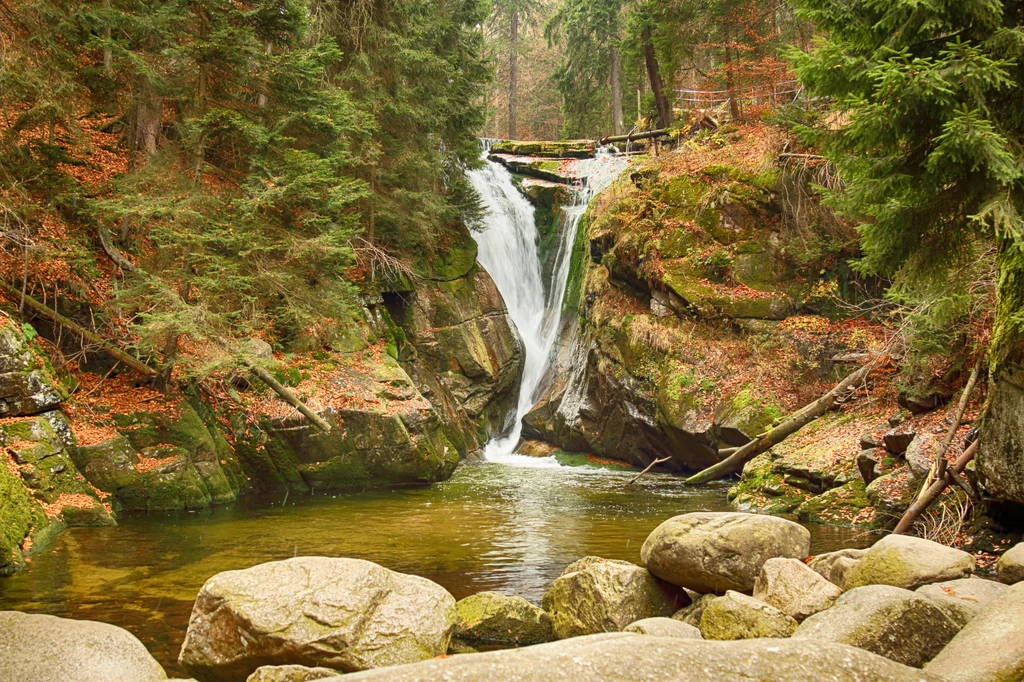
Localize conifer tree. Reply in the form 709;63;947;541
788;0;1024;368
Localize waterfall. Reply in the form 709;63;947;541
467;142;627;466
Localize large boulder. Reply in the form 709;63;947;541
640;512;810;593
841;534;974;591
541;557;685;639
925;581;1024;682
0;611;166;682
623;617;703;638
178;557;456;681
916;578;1008;628
808;548;868;587
997;542;1024;584
0;316;65;417
794;585;961;667
335;633;945;682
977;359;1024;504
453;592;554;646
699;590;798;640
753;557;842;621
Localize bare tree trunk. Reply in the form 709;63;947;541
610;44;623;135
257;41;273;109
508;10;518;140
194;9;210;186
103;0;112;70
724;37;740;121
136;77;162;156
641;26;671;129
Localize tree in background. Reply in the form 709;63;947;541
545;0;625;137
788;0;1024;369
491;0;545;139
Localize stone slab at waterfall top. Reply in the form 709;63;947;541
640;512;811;593
177;557;456;682
0;611;167;682
838;534;975;591
334;633;945;682
925;581;1024;682
794;584;962;668
541;557;686;639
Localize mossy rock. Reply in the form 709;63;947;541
728;452;811;514
796;480;877;528
453;591;554;646
491;156;573;184
553;450;635;470
661;260;794;321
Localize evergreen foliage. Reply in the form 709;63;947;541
787;0;1024;366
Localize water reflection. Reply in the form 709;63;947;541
0;463;876;675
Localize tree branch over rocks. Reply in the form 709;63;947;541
684;356;881;486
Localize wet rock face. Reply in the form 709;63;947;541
622;617;703;638
541;557;686;639
0;611;167;682
641;512;811;593
978;360;1024;504
178;557;457;682
794;585;962;668
337;633;947;682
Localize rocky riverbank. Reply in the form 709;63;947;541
3;510;1023;681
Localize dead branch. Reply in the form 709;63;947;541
0;282;158;377
914;357;983;502
626;456;671;485
894;440;978;535
351;237;419;286
684;358;879;486
97;224;136;272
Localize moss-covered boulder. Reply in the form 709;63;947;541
641;512;811;593
246;665;340;682
541;557;686;639
0;315;65;417
178;557;457;681
998;542;1024;584
840;534;975;591
796;480;876;528
453;592;554;646
699;591;798;640
0;412;114;573
794;585;961;668
977;359;1024;505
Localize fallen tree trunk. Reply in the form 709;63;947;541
600;129;671;145
1;282;158;377
242;359;332;433
893;440;978;535
914;358;983;502
684;359;878;486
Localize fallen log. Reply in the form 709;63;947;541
893;440;978;535
242;358;332;433
914;358;983;502
600;129;671;146
626;456;671;486
0;282;158;377
684;358;878;486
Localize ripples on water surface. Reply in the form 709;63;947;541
0;463;875;675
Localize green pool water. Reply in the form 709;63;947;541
0;462;876;676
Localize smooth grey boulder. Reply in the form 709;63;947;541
177;557;456;682
246;665;340;682
997;542;1024;584
332;633;945;682
453;591;554;646
640;512;811;593
926;581;1024;682
842;534;974;591
809;548;868;587
0;611;167;682
541;557;685;639
623;617;703;638
753;557;842;621
794;584;961;667
699;590;798;640
916;578;1008;628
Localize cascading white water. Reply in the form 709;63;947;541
467;142;627;466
